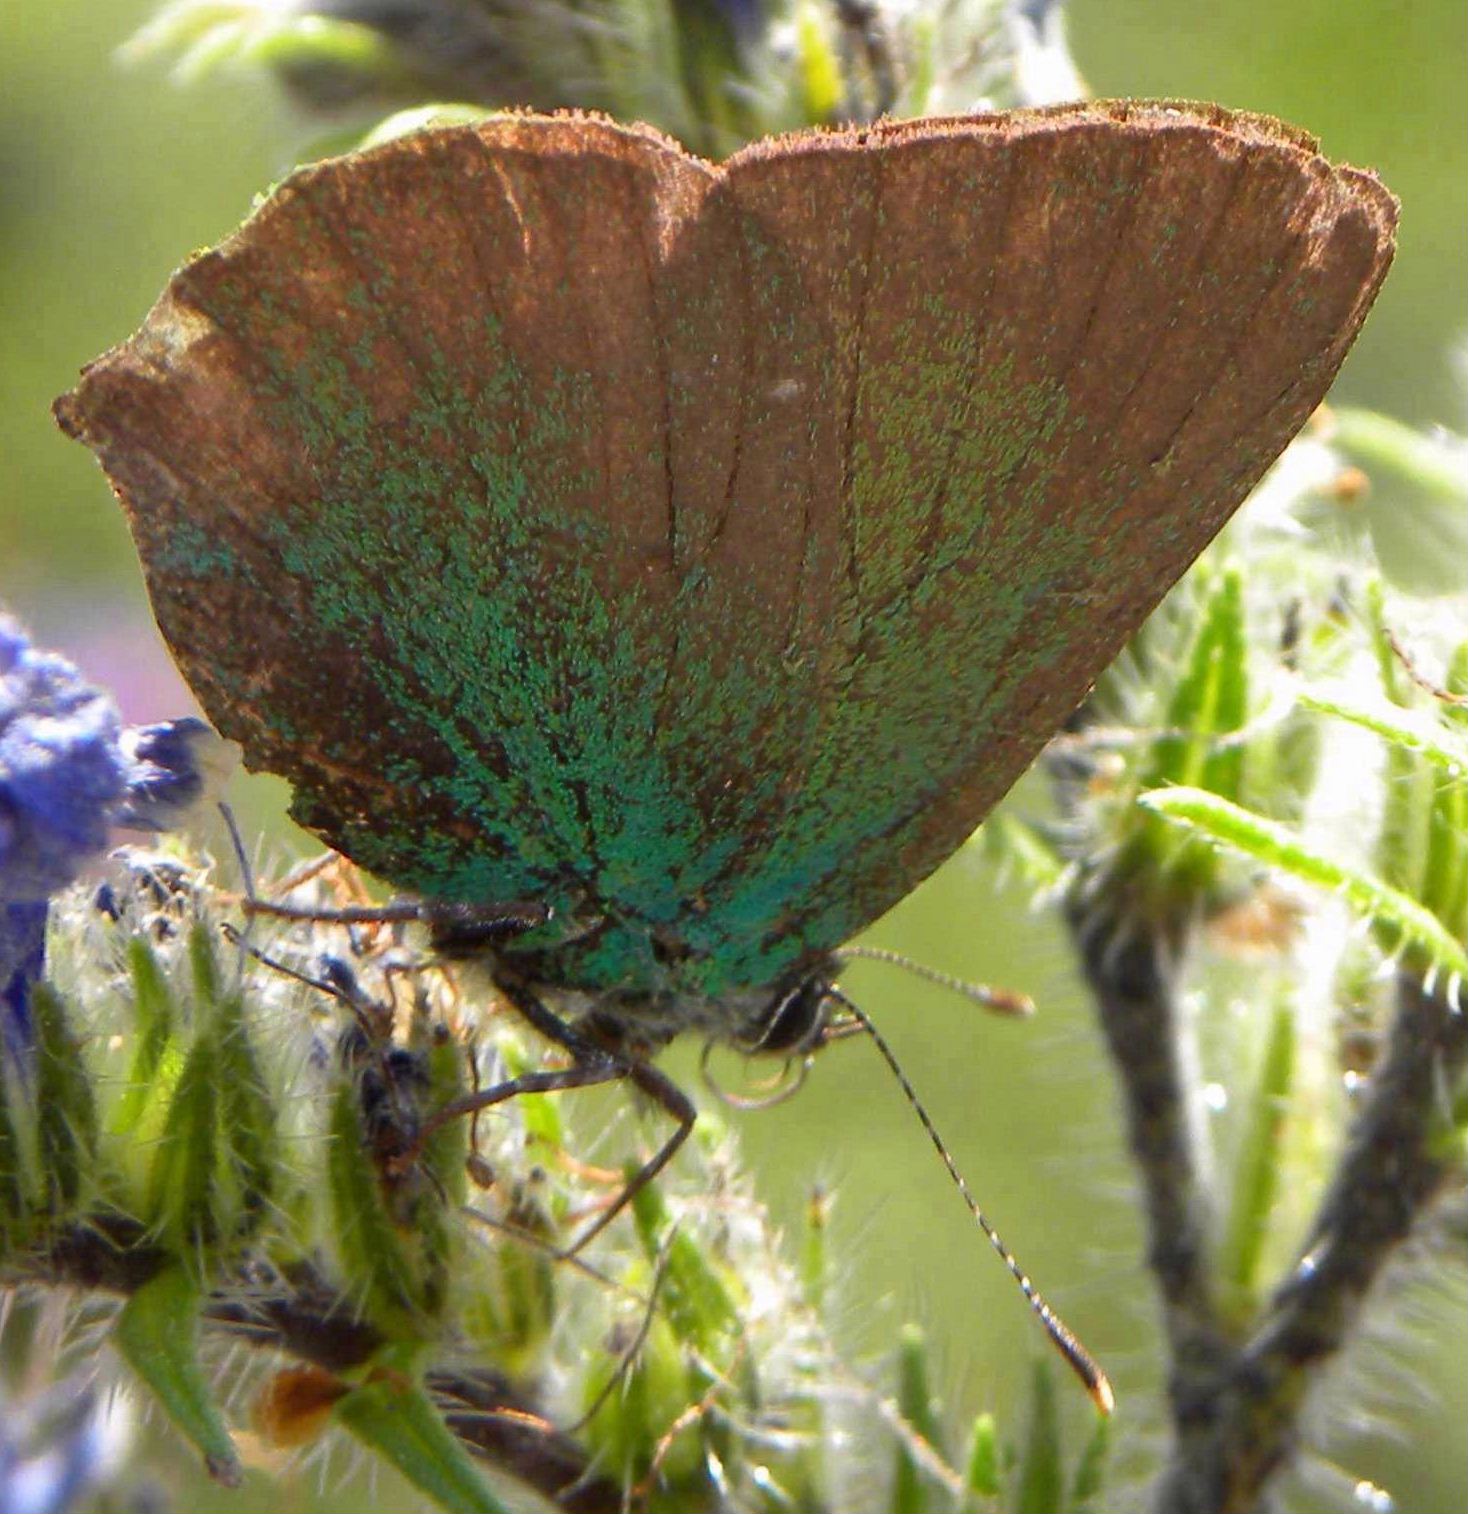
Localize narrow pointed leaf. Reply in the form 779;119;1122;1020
115;1263;242;1485
110;936;179;1137
1139;788;1468;984
961;1411;1001;1505
1069;1410;1112;1512
1218;1001;1296;1320
893;1323;944;1514
1014;1362;1063;1514
30;982;97;1209
335;1370;512;1514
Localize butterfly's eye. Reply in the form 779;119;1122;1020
748;973;831;1056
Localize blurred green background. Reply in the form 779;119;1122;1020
2;1;1464;1510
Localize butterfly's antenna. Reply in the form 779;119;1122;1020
824;985;1114;1415
218;800;258;905
833;945;1034;1018
217;800;265;977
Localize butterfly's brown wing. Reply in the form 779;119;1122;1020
688;104;1396;967
55;105;1394;995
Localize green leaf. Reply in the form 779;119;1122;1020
1299;687;1468;779
109;936;179;1138
581;1306;697;1490
494;1204;557;1357
241;15;397;74
30;981;97;1210
145;1021;222;1251
1138;788;1468;986
0;1052;27;1244
1146;565;1249;798
325;1074;425;1334
978;813;1066;893
892;1324;944;1514
631;1169;739;1353
500;1038;565;1153
115;1264;242;1486
960;1411;1000;1506
360;104;492;150
1098;565;1257;914
1427;754;1468;946
422;1025;468;1209
188;920;222;1004
1068;1410;1112;1512
215;980;277;1239
1014;1362;1063;1514
1217;1001;1296;1321
335;1363;511;1514
799;1183;831;1314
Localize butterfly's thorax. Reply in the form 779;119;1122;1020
567;982;788;1056
471;892;823;1005
483;930;837;1054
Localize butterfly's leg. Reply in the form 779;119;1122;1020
562;1058;696;1258
407;1054;634;1204
218;802;551;943
242;896;549;943
483;978;698;1259
407;978;697;1255
408;988;632;1185
426;1059;632;1128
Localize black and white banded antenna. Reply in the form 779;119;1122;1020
824;982;1114;1415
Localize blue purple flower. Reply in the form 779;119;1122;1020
2;614;220;1047
0;1379;134;1514
1;616;126;901
116;717;222;831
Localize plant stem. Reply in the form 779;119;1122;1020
1071;888;1467;1514
10;1217;620;1513
1151;973;1468;1514
1065;897;1229;1376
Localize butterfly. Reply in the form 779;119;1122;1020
56;101;1394;1397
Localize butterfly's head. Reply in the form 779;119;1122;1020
687;959;851;1113
554;955;842;1067
733;961;844;1057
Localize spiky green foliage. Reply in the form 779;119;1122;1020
982;402;1468;1514
12;849;1069;1511
121;0;1056;158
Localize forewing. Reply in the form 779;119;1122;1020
684;104;1396;979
